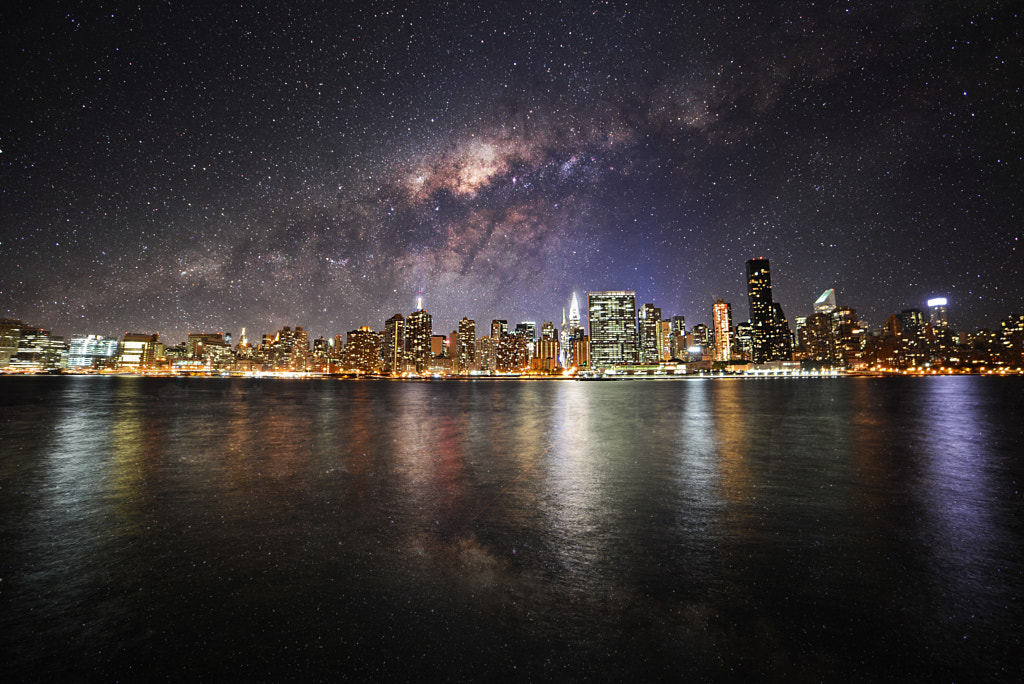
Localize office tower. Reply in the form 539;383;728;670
430;334;446;358
272;326;309;370
515;322;537;340
541;321;556;340
927;297;949;328
457;318;476;372
831;307;862;368
734;321;753;361
382;314;405;374
814;289;837;315
187;332;232;363
0;318;24;365
659;320;672;361
120;333;160;369
476;336;496;372
496;334;525;372
713;300;733;362
691;324;710;356
638;303;662;364
747;257;774;362
406;308;432;372
771;302;794;360
798;312;835;364
588;291;638;367
344;327;382;373
491;319;508;340
68;334;119;368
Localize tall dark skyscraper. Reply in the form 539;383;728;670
382;313;405;374
747;258;774;363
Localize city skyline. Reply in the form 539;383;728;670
2;3;1021;343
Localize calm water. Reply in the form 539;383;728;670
1;375;1022;681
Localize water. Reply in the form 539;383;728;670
1;375;1021;681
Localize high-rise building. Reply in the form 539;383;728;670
457;318;476;372
747;258;774;362
476;336;496;372
491;319;508;340
771;302;793;360
68;334;119;368
713;299;733;362
382;314;406;374
832;307;862;368
430;334;446;358
659;320;672;361
747;257;792;362
927;297;949;328
119;333;160;370
638;303;662;364
406;308;432;372
343;327;382;373
814;289;837;315
588;291;638;367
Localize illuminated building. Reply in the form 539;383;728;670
797;312;835;364
771;302;794;360
928;297;949;328
814;289;837;315
457;317;476;372
406;308;432;372
430;334;446;358
496;334;526;372
690;324;710;359
572;335;590;368
0;318;24;366
1000;314;1024;366
560;293;586;367
272;326;310;371
713;299;733;362
746;258;791;361
659;320;672;361
638;303;662;364
382;314;405;374
187;332;232;367
68;334;119;368
831;307;862;368
119;333;160;370
476;335;496;371
343;327;382;373
491;319;508;340
747;258;774;362
587;291;638;367
733;321;753;361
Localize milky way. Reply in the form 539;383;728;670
2;1;1021;342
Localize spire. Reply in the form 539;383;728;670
568;292;581;328
561;306;567;327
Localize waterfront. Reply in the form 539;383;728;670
2;375;1021;680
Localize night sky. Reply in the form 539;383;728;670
2;1;1021;343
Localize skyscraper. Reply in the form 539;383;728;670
927;297;949;328
747;258;774;362
382;314;405;374
587;291;638;367
406;308;432;372
638;303;662;364
457;317;476;372
814;289;837;315
713;299;733;362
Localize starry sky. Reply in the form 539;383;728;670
2;1;1021;343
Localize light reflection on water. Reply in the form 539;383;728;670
1;375;1022;680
